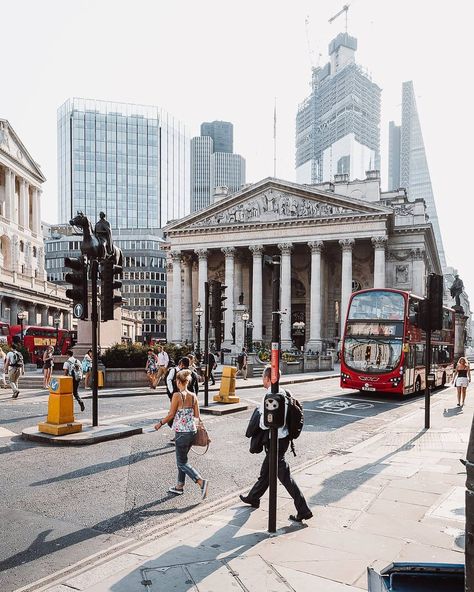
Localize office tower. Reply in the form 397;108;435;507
191;121;245;212
388;121;401;191
388;81;446;269
296;33;381;184
57;98;190;229
200;121;233;153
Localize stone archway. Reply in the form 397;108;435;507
0;234;11;271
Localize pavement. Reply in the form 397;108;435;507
20;385;470;592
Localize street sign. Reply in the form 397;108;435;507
50;378;59;392
73;303;84;319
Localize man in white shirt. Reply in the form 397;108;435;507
4;344;24;398
239;366;313;522
63;350;85;411
155;346;169;387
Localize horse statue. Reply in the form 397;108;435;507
69;212;122;266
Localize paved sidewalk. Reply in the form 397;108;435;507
20;386;469;592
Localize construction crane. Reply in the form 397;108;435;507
328;4;350;32
304;15;322;69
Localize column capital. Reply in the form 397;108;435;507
339;238;355;252
371;236;388;249
195;248;208;260
181;254;193;266
308;240;324;253
277;242;293;254
249;244;264;256
222;246;236;257
169;250;181;262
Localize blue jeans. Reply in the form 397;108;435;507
175;431;201;485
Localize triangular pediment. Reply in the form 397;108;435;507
0;120;46;182
165;178;392;233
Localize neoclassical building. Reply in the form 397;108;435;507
0;119;70;327
164;173;441;352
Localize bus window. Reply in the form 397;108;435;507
348;290;405;321
415;344;425;367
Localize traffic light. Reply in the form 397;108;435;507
410;299;430;331
64;256;88;320
100;258;123;321
210;280;227;350
428;273;444;331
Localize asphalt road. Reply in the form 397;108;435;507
0;379;446;592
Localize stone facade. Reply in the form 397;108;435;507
164;174;442;353
0;119;70;327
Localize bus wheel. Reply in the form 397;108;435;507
414;377;422;394
441;372;446;387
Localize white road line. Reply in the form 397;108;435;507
304;408;379;420
0;427;17;437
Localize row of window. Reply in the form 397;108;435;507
122;271;165;282
123;256;164;269
126;298;166;307
143;324;166;334
123;284;166;294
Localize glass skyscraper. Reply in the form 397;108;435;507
57;98;190;229
200;121;233;153
388;81;446;269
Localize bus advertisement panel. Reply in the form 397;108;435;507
340;289;455;395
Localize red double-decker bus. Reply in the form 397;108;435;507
9;325;73;364
340;288;455;395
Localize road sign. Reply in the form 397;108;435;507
50;378;59;392
73;303;84;319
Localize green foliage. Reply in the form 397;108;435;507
100;342;192;368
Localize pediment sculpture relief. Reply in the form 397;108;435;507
190;191;358;228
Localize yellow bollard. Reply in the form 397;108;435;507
214;365;240;403
98;370;104;388
38;376;83;436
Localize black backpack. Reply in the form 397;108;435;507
237;353;245;366
284;389;304;456
11;350;24;368
165;366;177;397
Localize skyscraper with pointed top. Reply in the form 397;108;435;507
388;81;446;269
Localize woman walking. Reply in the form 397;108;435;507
155;369;208;498
0;347;7;388
145;349;159;389
453;356;471;407
42;346;54;389
82;350;93;389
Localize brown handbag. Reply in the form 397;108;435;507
193;419;211;450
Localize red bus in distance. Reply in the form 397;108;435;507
340;288;455;395
9;325;73;364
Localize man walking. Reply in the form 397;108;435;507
236;347;248;380
207;351;216;386
155;345;169;387
4;343;24;399
166;357;199;400
240;366;313;522
63;350;85;411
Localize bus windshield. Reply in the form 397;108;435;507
348;290;405;321
343;337;403;373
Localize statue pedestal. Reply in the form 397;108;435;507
454;311;468;362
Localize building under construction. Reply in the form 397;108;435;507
296;33;381;184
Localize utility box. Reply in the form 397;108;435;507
214;365;239;403
263;392;286;428
38;376;82;436
368;562;464;591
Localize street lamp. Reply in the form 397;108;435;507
195;302;203;358
242;311;249;350
17;311;27;346
53;314;61;355
247;320;254;352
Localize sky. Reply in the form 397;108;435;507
2;0;473;298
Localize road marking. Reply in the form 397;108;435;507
0;427;17;437
304;408;376;420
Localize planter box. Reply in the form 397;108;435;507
104;367;149;388
281;360;303;375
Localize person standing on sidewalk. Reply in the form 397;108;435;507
63;350;85;411
154;368;209;499
82;349;93;389
155;345;169;387
236;347;248;380
4;344;24;399
207;351;217;385
453;356;471;407
42;345;54;389
0;347;7;388
240;366;313;522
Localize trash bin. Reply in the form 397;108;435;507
368;562;464;591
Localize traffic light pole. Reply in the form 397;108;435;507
204;281;210;407
269;255;281;534
424;327;432;430
90;259;99;427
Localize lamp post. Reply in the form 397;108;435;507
242;311;249;350
195;302;203;358
17;311;27;346
53;314;61;354
247;320;254;352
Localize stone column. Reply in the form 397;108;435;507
339;239;355;339
195;249;208;311
9;299;19;325
37;246;45;279
24;241;33;276
411;248;426;296
27;303;37;325
32;188;41;234
278;243;293;349
170;251;182;342
222;247;235;345
63;310;71;330
307;241;324;351
455;312;469;361
234;253;243;307
41;305;49;326
249;244;263;342
4;168;12;219
182;255;193;343
372;236;387;289
20;180;29;228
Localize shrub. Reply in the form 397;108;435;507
100;342;192;368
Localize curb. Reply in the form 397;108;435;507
21;425;143;446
